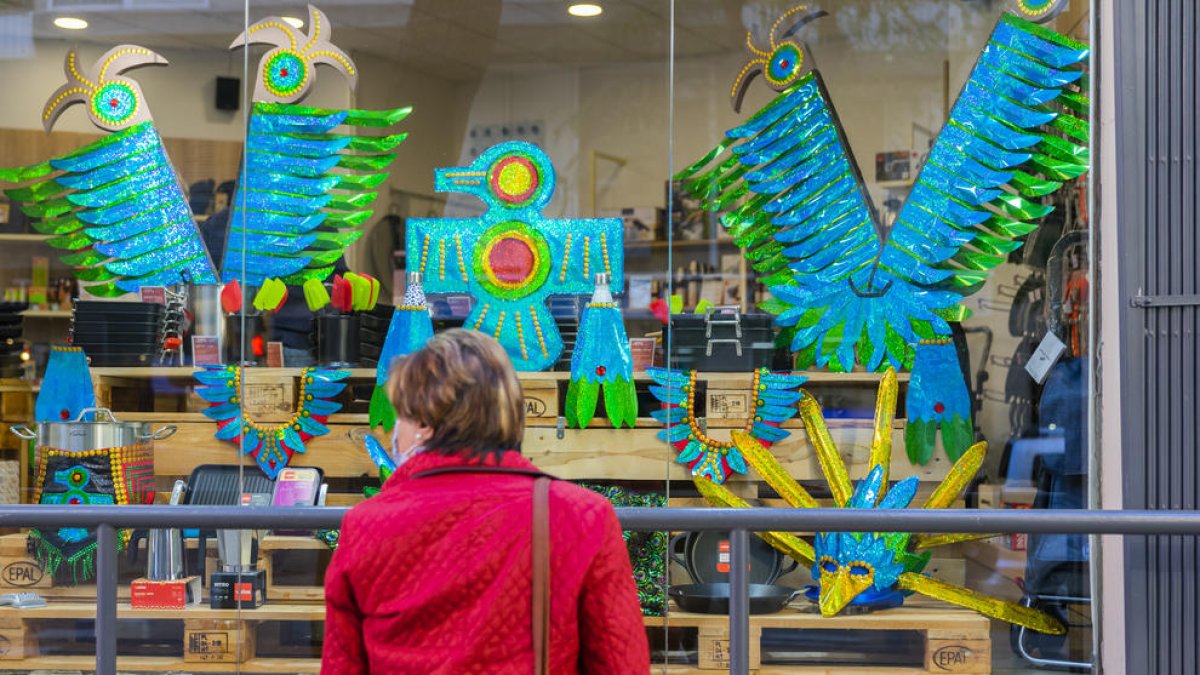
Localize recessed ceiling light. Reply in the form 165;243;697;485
282;16;304;29
53;17;88;30
568;3;603;17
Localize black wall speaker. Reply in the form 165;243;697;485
215;77;240;111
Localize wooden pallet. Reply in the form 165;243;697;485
84;367;948;493
647;604;992;674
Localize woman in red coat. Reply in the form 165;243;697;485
323;329;650;673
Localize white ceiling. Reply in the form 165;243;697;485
9;1;1005;82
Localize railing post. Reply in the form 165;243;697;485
95;522;118;675
728;528;750;675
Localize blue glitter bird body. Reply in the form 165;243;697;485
406;141;624;371
676;8;1090;464
223;4;410;287
0;46;218;295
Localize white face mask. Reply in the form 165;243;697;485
391;424;425;467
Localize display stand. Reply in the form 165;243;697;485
0;366;966;673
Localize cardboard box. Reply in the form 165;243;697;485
131;576;202;610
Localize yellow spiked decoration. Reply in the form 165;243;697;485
693;367;1065;635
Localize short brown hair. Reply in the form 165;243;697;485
386;329;524;459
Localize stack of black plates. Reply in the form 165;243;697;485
0;302;26;378
71;301;163;366
358;306;392;369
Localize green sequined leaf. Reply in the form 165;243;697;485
884;324;907;366
60;249;106;266
745;239;783;263
334;172;389;190
23;197;74;219
346;133;408;153
794;342;817;370
934;304;973;322
910;318;936;341
327;192;378;211
857;325;876;369
940;415;974;463
674;142;729;181
281;266;334;285
971;233;1022;257
952;247;1006;271
314;230;362;247
1031;153;1089;180
83;282;129;298
344;107;413;128
1050;114;1089;143
5;178;67;203
567;379;599;429
323;210;373;228
1009;170;1062;198
74;266;118;281
758;297;789;316
338;154;396;171
905;419;937;465
46;232;91;250
984;215;1039;238
29;213;84;236
1040;134;1089;165
994;193;1053;220
1058;91;1089;115
0;161;54;183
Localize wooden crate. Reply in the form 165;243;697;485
647;603;992;674
0;602;320;673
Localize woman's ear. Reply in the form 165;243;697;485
415;423;435;442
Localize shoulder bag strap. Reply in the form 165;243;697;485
532;475;551;675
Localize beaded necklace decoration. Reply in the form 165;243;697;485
646;368;807;483
196;365;350;479
29;443;153;584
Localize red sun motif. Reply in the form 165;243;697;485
934;402;945;414
488;236;535;285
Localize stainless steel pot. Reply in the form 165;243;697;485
10;407;176;450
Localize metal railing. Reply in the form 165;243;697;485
6;505;1200;674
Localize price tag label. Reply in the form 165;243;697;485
1025;331;1067;384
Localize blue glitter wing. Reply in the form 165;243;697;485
223;102;411;287
0;122;217;296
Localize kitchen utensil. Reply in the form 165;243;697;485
668;583;801;615
10;407;175;452
669;531;798;585
146;480;186;581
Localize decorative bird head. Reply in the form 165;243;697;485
434;141;556;213
1009;0;1069;22
730;4;827;112
42;45;167;133
231;4;357;103
811;465;926;617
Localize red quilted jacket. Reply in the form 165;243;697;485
322;451;651;674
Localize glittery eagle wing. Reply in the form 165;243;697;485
674;69;886;372
780;15;1089;372
223;103;410;286
1;47;218;296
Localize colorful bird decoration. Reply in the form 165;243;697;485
195;365;349;479
694;368;1065;635
675;6;1089;464
224;4;410;287
0;46;219;295
406;141;624;371
646;368;808;483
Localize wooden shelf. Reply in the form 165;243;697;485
0;656;320;673
0;601;325;622
18;308;71;319
0;233;48;243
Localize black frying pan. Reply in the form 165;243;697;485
668;583;801;615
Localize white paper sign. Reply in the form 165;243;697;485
1025;331;1067;384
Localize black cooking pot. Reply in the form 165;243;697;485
669;583;801;614
669;531;798;585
